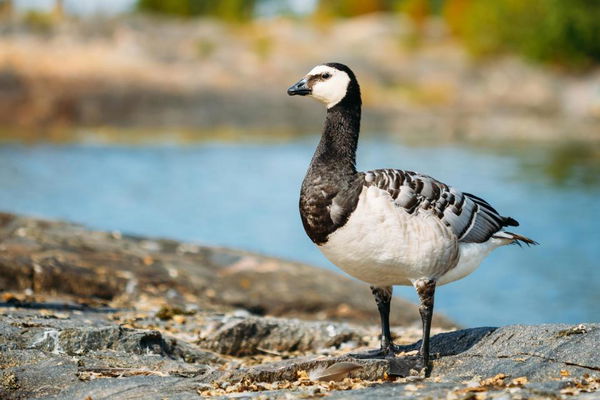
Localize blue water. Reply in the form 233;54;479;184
0;137;598;326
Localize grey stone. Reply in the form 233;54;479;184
0;212;456;328
38;376;200;400
0;213;598;399
2;307;599;399
430;324;600;381
200;315;367;356
0;350;79;400
202;324;600;399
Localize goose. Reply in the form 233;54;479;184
287;63;537;374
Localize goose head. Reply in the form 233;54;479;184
287;63;360;109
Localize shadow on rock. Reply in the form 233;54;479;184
399;326;498;358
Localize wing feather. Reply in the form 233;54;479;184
364;169;517;244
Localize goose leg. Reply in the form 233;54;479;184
384;279;436;377
350;286;410;359
373;285;395;354
350;286;393;358
414;278;436;373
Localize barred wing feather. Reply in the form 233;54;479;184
363;169;519;244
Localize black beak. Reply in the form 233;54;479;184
287;78;310;96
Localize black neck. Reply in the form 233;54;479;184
310;100;361;176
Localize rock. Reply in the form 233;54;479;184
430;324;600;382
199;324;600;399
38;376;200;400
0;309;223;400
200;315;368;356
0;213;598;399
0;350;80;400
0;212;456;329
2;306;598;399
207;356;391;385
0;312;220;365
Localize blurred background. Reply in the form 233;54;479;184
0;0;598;326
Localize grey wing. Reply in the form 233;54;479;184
364;169;519;243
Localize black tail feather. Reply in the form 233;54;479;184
503;217;520;227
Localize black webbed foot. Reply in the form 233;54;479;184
349;347;392;359
348;343;413;359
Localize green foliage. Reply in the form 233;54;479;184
444;0;600;68
314;0;443;18
315;0;393;18
136;0;257;21
23;10;55;32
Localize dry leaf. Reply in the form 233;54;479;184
480;373;507;387
297;370;310;382
396;350;418;356
511;376;528;386
459;386;487;393
142;255;153;265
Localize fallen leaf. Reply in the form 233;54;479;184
142;255;153;265
297;370;310;381
458;386;487;393
511;376;528;386
480;373;507;387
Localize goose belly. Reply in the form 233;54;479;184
437;237;507;286
318;186;459;286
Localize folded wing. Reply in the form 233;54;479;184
363;169;519;244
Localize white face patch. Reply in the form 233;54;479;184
306;65;351;108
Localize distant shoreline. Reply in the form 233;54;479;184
1;15;599;142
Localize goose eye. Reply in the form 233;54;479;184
322;73;331;79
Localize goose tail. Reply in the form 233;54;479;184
493;231;539;247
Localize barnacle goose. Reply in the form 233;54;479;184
288;63;537;374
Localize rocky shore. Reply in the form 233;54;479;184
0;212;599;399
1;15;599;142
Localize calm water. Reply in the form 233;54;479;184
0;136;598;326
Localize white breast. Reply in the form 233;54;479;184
318;185;459;287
